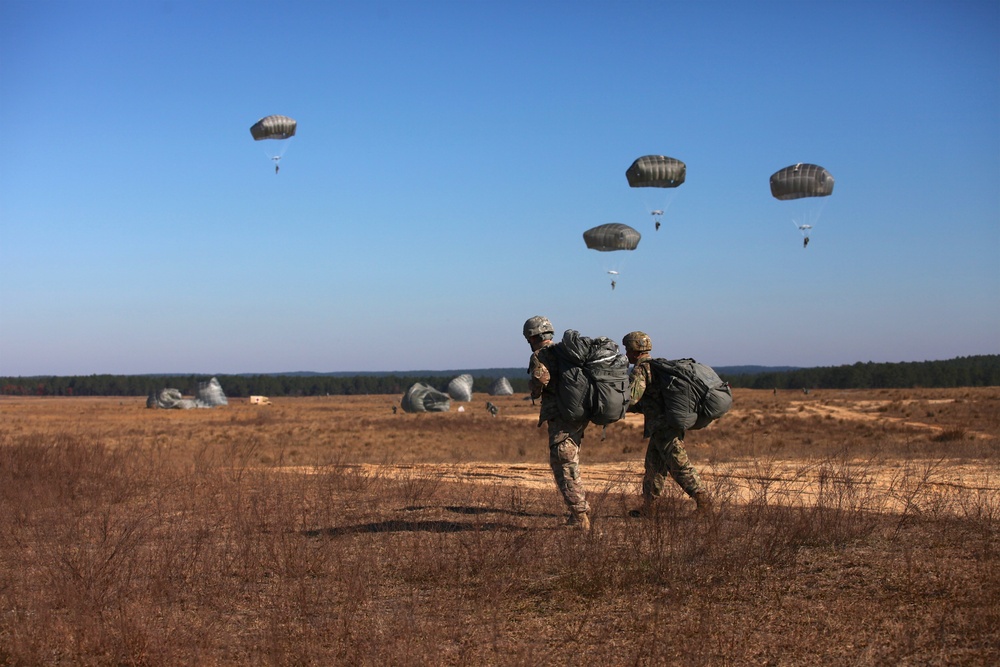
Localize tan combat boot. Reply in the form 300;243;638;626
694;490;713;513
567;511;591;531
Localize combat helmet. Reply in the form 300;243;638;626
523;316;554;339
622;331;652;353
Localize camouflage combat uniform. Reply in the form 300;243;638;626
628;355;705;500
528;341;590;516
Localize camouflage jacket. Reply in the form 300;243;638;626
628;355;673;437
527;341;562;425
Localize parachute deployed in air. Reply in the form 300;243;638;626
250;115;297;173
583;223;640;289
147;377;228;409
583;223;641;252
626;155;686;188
770;163;834;246
488;377;514;396
447;374;474;402
400;383;451;413
626;155;686;229
769;163;834;200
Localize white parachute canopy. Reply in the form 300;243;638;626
488;377;514;396
447;374;474;402
400;383;451;413
195;377;228;407
147;377;228;409
147;388;195;409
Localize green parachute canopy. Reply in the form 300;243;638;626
769;163;834;200
250;115;297;140
583;223;641;252
626;155;686;188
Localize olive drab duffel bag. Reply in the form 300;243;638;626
648;357;732;430
552;329;631;426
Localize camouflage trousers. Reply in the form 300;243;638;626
547;420;590;516
643;427;704;499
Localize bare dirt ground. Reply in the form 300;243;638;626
2;387;998;665
263;388;999;513
310;456;997;516
3;389;998;507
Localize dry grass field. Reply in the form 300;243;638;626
1;387;998;665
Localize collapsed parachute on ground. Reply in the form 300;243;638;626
147;388;196;410
195;377;228;407
146;377;228;410
769;163;834;200
583;223;641;252
250;115;297;141
400;383;451;413
626;155;686;188
488;377;514;396
447;374;474;402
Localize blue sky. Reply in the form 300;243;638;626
1;0;997;376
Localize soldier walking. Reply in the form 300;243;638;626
523;316;591;531
622;331;712;515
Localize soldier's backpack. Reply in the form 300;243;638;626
648;358;732;430
552;329;630;426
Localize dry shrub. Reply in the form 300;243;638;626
931;427;967;442
0;390;998;665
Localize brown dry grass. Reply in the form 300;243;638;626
1;387;998;665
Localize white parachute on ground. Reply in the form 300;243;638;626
400;383;451;413
447;374;474;402
488;377;514;396
147;377;228;409
147;388;195;409
195;377;228;407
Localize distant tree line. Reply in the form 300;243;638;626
0;373;531;398
723;355;1000;390
2;355;997;397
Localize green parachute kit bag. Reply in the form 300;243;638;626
552;329;630;426
648;358;732;430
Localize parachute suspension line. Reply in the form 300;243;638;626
790;196;829;237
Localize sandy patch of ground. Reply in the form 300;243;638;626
288;458;999;515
